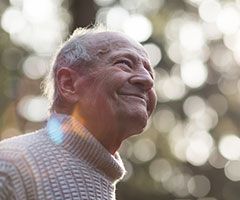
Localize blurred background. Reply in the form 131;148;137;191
1;0;240;199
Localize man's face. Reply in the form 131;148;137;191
74;32;157;139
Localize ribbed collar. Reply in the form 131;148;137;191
44;113;126;183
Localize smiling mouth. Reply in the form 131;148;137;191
119;94;147;103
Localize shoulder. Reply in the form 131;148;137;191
0;128;48;171
0;129;48;199
0;128;48;170
0;128;47;151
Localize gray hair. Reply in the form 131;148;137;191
42;25;108;111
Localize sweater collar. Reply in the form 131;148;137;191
45;112;126;183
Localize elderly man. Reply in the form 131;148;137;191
0;26;157;200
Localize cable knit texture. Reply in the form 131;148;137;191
0;113;126;200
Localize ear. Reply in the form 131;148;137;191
56;67;81;103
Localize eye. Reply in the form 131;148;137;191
143;61;154;79
115;59;132;68
148;70;154;79
144;66;154;79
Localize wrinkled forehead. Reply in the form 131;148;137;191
86;32;149;59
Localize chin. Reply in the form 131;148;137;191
126;126;146;140
119;108;149;137
128;115;148;135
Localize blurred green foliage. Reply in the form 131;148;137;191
1;0;240;199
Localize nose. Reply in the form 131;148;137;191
129;68;154;91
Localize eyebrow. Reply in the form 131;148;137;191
111;52;153;70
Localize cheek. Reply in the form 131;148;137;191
95;91;116;110
147;89;157;116
94;71;124;91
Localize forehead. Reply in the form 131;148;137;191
87;32;149;59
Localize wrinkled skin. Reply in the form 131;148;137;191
58;32;157;154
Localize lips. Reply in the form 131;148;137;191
119;93;147;103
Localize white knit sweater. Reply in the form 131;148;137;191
0;113;126;200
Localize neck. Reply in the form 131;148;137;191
53;109;125;155
46;112;126;182
78;120;124;155
91;128;123;155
